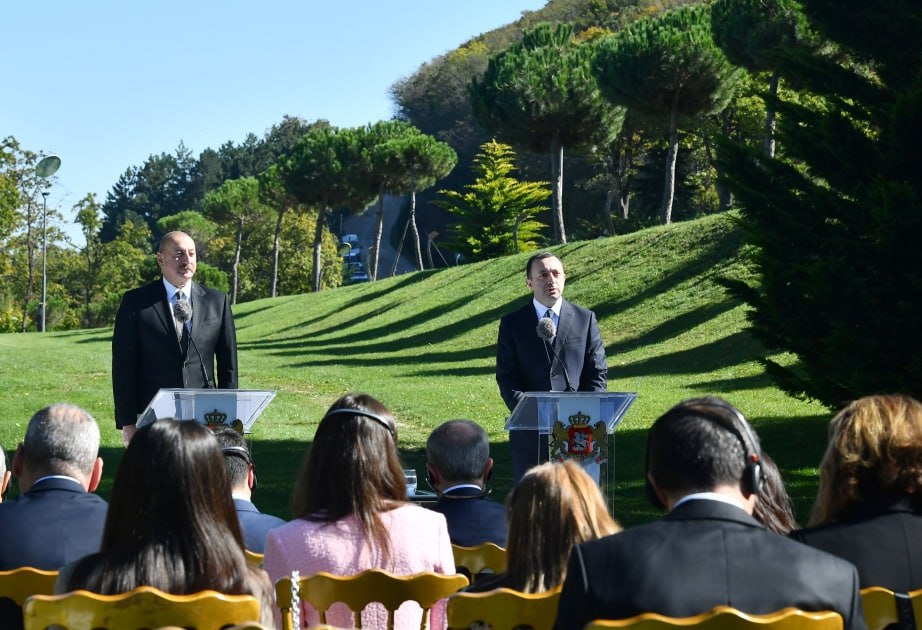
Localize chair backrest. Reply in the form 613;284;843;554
451;543;507;578
245;549;265;567
447;586;561;630
861;586;922;630
275;569;469;630
23;586;261;630
584;606;843;630
0;567;58;606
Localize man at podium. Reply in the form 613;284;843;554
496;252;607;482
112;231;238;445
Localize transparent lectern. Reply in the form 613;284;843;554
137;388;276;434
505;391;636;510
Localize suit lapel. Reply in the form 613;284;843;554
554;300;573;354
152;282;177;343
190;283;206;339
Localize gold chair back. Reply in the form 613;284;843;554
275;569;469;630
861;586;922;630
447;586;561;630
584;606;843;630
451;543;507;578
245;549;265;567
23;586;261;630
0;567;58;606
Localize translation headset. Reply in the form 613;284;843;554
644;399;763;510
424;466;493;499
220;445;258;489
323;407;396;439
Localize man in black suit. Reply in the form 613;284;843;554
425;420;506;548
553;397;867;630
0;404;107;570
213;426;286;554
496;252;607;482
112;231;238;444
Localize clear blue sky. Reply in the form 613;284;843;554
4;1;546;243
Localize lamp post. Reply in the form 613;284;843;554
35;155;61;333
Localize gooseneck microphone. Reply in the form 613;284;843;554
174;300;214;389
536;316;574;392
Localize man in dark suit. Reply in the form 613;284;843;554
0;404;107;570
112;231;238;444
425;419;506;548
496;252;607;482
213;427;285;553
553;396;867;630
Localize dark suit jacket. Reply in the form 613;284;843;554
553;499;867;630
112;279;238;428
429;487;507;548
0;477;108;570
234;498;286;554
496;299;607;412
790;497;922;591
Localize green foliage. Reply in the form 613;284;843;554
711;0;815;73
717;0;922;407
438;140;550;260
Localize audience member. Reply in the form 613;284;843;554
467;460;620;593
58;419;273;627
0;403;107;570
752;451;799;534
425;419;506;548
264;393;455;630
791;394;922;591
213;426;286;553
0;443;11;501
553;396;867;630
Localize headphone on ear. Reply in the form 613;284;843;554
221;445;258;490
425;465;494;499
645;399;763;510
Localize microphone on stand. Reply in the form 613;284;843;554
536;316;574;392
174;300;214;389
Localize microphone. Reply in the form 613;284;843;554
174;300;214;389
536;316;574;392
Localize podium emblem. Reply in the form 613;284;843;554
549;411;609;464
204;409;244;433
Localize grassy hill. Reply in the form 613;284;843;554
0;212;833;526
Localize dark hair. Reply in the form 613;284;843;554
213;426;250;488
525;252;560;278
648;396;758;497
426;420;489;482
291;393;406;558
67;420;251;595
752;451;798;534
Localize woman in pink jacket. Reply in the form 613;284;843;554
264;392;456;629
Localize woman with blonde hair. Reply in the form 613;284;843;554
467;460;621;593
791;394;922;590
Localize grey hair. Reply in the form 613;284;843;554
23;404;100;476
426;419;490;481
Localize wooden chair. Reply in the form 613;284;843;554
584;606;843;630
451;543;507;579
861;586;922;630
0;567;58;606
23;586;261;630
275;569;469;630
245;548;265;567
447;586;561;630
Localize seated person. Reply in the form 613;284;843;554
466;460;620;593
553;396;867;630
752;451;799;534
425;419;506;547
213;426;286;553
0;443;10;501
791;394;922;590
57;419;274;628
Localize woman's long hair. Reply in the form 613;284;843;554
290;392;406;557
68;420;250;594
504;461;621;593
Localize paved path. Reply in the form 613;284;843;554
341;194;417;279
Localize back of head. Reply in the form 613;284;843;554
505;461;620;593
426;419;489;484
70;419;247;594
811;394;922;524
647;396;761;502
292;393;405;553
213;426;250;489
23;404;99;479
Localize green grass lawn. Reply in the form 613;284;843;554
0;212;834;527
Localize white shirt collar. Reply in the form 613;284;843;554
163;278;192;302
441;483;484;494
533;297;562;319
673;491;749;512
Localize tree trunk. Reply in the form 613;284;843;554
409;192;423;271
312;208;327;293
620;193;630;220
550;139;567;244
270;206;285;298
702;128;731;212
661;89;681;225
370;190;385;281
603;189;615;235
231;218;243;305
392;211;411;277
764;70;780;158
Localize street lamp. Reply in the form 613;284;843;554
35;155;61;333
